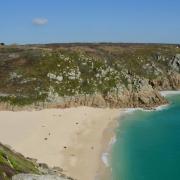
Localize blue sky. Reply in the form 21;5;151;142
0;0;180;44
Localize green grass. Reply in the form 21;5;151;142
0;143;39;179
0;44;180;106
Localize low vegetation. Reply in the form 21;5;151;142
0;143;39;179
0;43;180;106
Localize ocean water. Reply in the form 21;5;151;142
111;94;180;180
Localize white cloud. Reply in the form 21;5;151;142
32;18;48;25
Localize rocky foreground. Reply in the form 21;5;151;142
0;143;74;180
12;174;68;180
0;43;180;110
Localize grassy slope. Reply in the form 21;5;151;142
0;143;39;179
0;43;180;106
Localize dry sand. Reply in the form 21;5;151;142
0;107;123;180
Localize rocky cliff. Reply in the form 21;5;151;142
0;43;180;109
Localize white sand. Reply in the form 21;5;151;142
0;107;123;180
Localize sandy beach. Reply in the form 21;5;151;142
0;107;123;180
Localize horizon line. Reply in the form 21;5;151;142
3;42;180;46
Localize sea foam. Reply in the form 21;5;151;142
102;91;180;168
102;152;110;167
160;91;180;97
101;136;117;167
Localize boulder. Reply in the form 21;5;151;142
12;174;69;180
169;54;180;72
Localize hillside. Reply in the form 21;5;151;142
0;43;180;109
0;142;74;180
0;142;39;179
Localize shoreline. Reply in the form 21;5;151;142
160;90;180;97
103;90;180;179
123;90;180;114
0;90;179;179
0;107;123;180
97;113;124;180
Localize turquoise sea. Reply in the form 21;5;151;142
111;94;180;180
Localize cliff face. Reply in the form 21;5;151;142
150;71;180;90
0;44;180;109
45;87;167;109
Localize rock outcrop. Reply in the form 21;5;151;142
0;142;39;179
12;174;72;180
150;72;180;90
169;54;180;72
0;142;74;180
0;44;180;110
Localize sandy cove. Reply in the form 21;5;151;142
0;107;123;180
